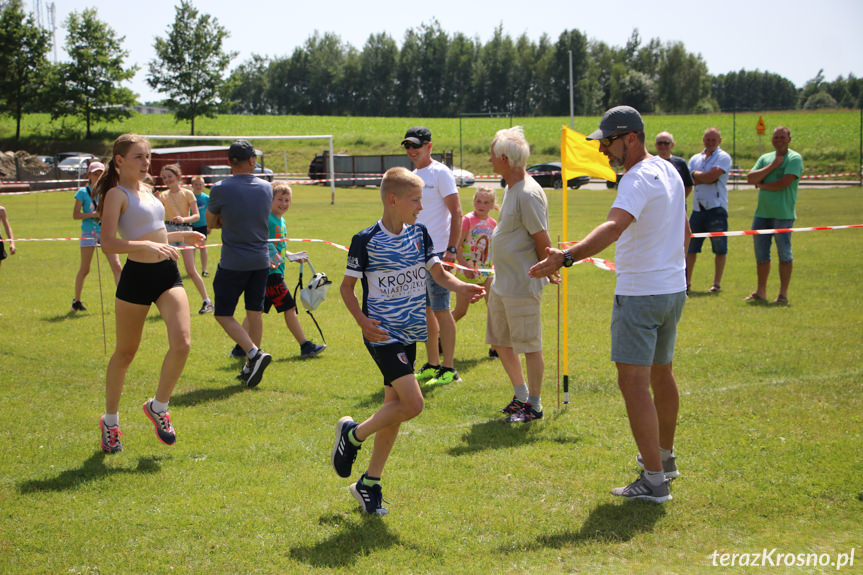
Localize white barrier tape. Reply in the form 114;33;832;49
690;224;862;238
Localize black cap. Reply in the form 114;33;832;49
229;139;256;162
587;106;644;140
401;126;432;146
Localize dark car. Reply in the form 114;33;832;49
500;162;590;189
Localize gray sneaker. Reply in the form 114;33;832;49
611;472;671;503
636;453;680;480
244;349;272;388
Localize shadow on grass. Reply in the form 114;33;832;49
42;310;90;323
18;451;165;494
290;512;410;568
448;411;576;456
169;383;246;407
513;501;666;551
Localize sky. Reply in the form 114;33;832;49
35;0;863;104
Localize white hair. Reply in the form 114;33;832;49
492;126;530;169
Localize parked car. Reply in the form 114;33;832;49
500;162;590;189
36;155;56;168
452;167;475;187
57;154;96;180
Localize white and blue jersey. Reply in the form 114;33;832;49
345;220;439;346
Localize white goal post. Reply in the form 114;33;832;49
144;134;337;204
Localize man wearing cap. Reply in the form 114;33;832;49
402;126;464;386
529;105;687;503
687;128;732;294
207;139;274;388
745;125;802;305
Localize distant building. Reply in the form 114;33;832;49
130;104;170;115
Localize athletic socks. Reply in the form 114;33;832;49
527;395;542;413
361;474;381;487
644;469;666;486
103;413;119;427
247;346;259;360
348;427;363;447
660;447;674;462
150;398;169;413
513;384;529;403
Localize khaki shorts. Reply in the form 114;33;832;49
485;289;543;354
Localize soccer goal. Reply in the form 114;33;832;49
143;134;337;204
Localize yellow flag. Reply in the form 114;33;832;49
560;126;617;183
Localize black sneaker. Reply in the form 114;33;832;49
198;301;214;314
500;396;526;414
229;344;245;359
71;299;86;312
349;474;388;516
488;347;499;358
243;350;271;388
505;403;543;423
300;341;326;358
610;471;672;503
236;363;251;382
99;416;123;453
142;399;176;445
331;416;360;478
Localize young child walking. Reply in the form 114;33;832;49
453;186;497;322
332;167;484;515
71;161;122;312
96;134;205;453
189;176;210;277
230;182;325;360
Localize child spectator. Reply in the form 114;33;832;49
190;176;210;277
95;134;205;453
332;167;484;515
230;182;325;360
453;186;497;322
71;162;122;311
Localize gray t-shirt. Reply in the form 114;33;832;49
490;175;549;297
207;174;273;271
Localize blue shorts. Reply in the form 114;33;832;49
213;266;269;316
688;207;728;255
425;254;450;311
611;292;686;366
115;259;183;305
752;216;794;264
80;229;100;248
365;341;417;386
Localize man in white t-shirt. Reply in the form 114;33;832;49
530;106;687;504
402;126;464;386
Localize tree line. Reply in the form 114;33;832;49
1;0;861;139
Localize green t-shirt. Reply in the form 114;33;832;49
752;148;802;220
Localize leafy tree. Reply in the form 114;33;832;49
0;0;51;140
226;55;271;114
657;42;710;113
471;25;516;114
803;90;838;110
357;33;399;115
53;8;136;138
147;0;235;135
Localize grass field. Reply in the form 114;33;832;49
0;182;861;574
2;109;862;177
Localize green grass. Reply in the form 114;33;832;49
0;183;862;574
2;109;862;177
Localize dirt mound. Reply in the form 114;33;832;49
0;151;51;179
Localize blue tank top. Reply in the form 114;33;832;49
116;185;166;240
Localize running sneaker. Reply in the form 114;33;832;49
505;403;543;423
142;399;176;445
349;474;388;516
243;349;272;388
198;301;214;314
236;362;251;382
610;472;672;503
201;270;209;277
71;299;87;312
300;341;326;359
426;367;461;386
99;416;123;453
488;347;499;358
331;416;360;478
636;453;680;480
415;363;439;382
500;396;526;415
229;344;246;359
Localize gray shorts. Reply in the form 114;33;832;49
611;291;686;366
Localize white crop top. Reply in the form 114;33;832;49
116;185;166;240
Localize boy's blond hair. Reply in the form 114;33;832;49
190;175;205;185
380;166;423;202
272;181;293;197
473;186;499;210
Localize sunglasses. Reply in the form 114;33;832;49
403;141;425;150
655;140;672;146
598;132;631;147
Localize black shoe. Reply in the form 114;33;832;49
300;341;326;358
500;396;526;414
331;416;360;478
229;344;245;359
350;474;388;515
243;350;271;388
71;299;86;312
488;347;498;358
505;403;543;423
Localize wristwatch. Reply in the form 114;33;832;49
562;250;575;268
446;246;457;254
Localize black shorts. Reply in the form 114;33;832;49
0;238;6;261
264;273;297;313
116;259;183;305
192;225;208;237
364;341;417;387
213;265;268;316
